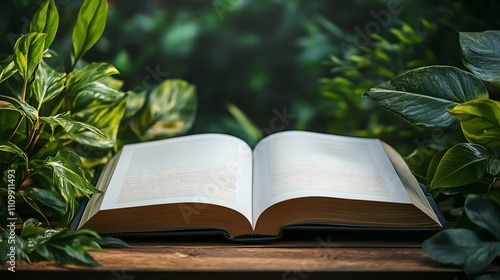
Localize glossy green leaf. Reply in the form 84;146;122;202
41;112;108;147
364;66;489;128
42;151;101;226
96;236;129;248
131;79;197;140
122;90;146;120
460;30;500;84
465;195;500;240
30;0;59;50
488;157;500;176
0;95;39;125
31;61;66;109
425;149;448;186
430;143;488;189
0;140;28;164
0;56;17;84
464;242;500;278
71;0;108;65
66;62;119;93
18;192;50;225
449;99;500;148
24;187;66;215
422;228;482;265
71;85;127;148
21;218;46;238
13;32;47;82
405;146;442;183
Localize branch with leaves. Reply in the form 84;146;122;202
365;30;500;279
0;0;197;266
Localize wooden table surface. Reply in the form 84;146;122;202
7;230;500;280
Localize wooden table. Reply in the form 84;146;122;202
8;230;500;279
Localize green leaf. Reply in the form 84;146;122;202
41;150;101;226
0;95;39;124
425;149;448;186
131;79;197;140
430;143;488;189
31;61;66;109
71;85;127;148
364;66;489;128
21;218;46;238
448;99;500;148
465;195;500;240
13;32;47;82
71;0;108;65
96;236;129;248
41;112;109;147
422;228;482;265
0;140;28;164
226;102;262;143
24;187;66;215
405;146;442;183
30;0;59;50
483;188;500;206
66;62;119;93
460;30;500;84
122;90;146;120
464;242;500;278
0;56;17;84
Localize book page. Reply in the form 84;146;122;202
252;131;411;226
100;134;253;225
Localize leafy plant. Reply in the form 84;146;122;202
0;0;196;266
320;20;442;153
423;195;500;279
364;30;500;278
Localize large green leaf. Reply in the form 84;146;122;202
422;228;482;265
24;187;66;215
364;66;489;128
449;99;500;148
42;150;101;226
0;95;39;126
460;30;500;84
465;195;500;240
405;146;442;183
41;112;108;147
31;61;66;110
13;32;47;83
131;79;197;140
0;140;28;164
71;84;127;148
464;242;500;279
0;56;17;84
30;0;59;50
430;143;488;189
66;62;119;93
71;0;108;65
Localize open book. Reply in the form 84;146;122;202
77;131;445;239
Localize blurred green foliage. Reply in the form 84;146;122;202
1;0;499;150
